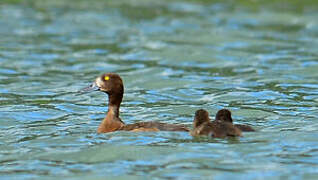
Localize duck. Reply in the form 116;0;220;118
190;109;242;138
79;73;189;133
215;109;255;132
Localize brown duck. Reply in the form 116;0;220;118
80;73;189;133
215;109;255;132
190;109;242;138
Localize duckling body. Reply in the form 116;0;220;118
215;109;255;132
80;73;189;133
190;109;242;138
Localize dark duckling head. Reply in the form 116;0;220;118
215;109;233;123
193;109;210;128
191;109;242;138
215;108;255;132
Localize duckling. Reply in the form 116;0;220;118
80;73;189;133
190;109;242;138
215;109;255;132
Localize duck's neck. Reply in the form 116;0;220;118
194;117;210;128
97;92;124;133
107;92;122;118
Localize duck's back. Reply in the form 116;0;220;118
211;121;242;138
120;121;189;132
190;122;214;136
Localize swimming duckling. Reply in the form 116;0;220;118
80;73;189;133
215;109;255;132
190;109;242;138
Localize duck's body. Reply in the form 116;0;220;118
80;73;189;133
190;121;242;138
215;109;255;132
120;121;188;132
190;109;242;138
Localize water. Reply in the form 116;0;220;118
1;0;318;179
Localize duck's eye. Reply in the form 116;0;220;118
104;76;110;81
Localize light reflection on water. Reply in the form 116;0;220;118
1;0;318;179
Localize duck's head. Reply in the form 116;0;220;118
215;109;232;123
80;73;124;96
193;109;210;128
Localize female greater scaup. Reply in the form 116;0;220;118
80;73;189;133
190;109;242;138
215;109;255;132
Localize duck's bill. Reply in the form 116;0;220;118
78;82;100;94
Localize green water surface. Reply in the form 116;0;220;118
1;0;318;179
